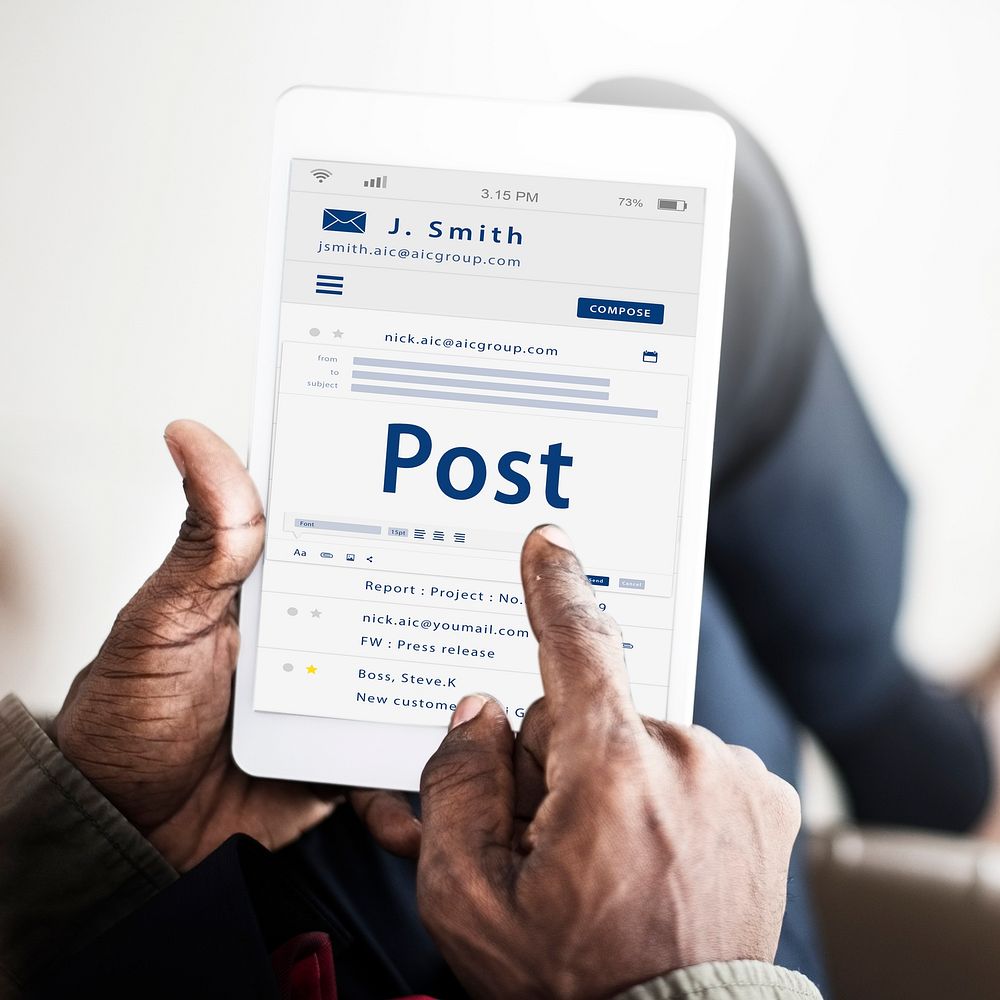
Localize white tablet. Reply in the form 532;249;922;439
233;87;735;791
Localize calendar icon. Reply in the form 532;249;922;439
642;350;659;363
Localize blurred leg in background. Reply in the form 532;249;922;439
577;78;992;989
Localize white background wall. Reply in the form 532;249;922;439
2;0;999;716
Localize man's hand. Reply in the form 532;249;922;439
54;420;418;870
417;525;800;1000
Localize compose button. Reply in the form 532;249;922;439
577;297;664;325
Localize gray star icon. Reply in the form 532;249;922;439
332;329;345;339
310;609;322;618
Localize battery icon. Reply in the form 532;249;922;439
657;198;688;212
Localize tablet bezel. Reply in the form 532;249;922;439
233;86;735;791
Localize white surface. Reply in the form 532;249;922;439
1;1;999;718
232;89;732;789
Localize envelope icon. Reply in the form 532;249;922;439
322;209;367;234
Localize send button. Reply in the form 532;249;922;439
577;297;664;325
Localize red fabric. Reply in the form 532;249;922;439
271;932;337;1000
270;930;437;1000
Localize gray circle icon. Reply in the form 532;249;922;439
309;327;320;337
282;662;294;673
287;607;298;616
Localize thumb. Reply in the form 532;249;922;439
419;695;515;878
117;420;264;647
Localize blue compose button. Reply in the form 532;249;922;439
577;297;664;325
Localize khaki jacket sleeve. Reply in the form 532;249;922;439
0;694;177;997
614;960;823;1000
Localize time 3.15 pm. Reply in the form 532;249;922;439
481;188;539;203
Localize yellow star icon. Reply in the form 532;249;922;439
306;664;318;675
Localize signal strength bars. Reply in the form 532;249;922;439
363;175;388;189
315;274;344;296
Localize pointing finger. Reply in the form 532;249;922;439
520;525;640;762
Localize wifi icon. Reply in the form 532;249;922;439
310;168;332;183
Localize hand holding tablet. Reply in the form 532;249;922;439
417;524;801;999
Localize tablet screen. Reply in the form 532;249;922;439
251;160;706;728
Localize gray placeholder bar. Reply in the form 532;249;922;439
294;518;382;534
351;370;609;400
351;383;657;419
353;356;610;386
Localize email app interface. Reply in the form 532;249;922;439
253;160;706;728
